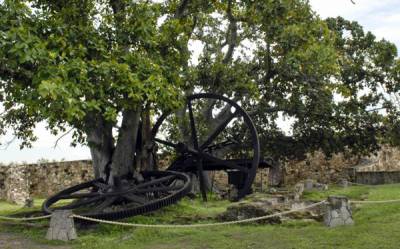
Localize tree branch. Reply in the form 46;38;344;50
175;0;190;19
222;0;238;64
0;136;16;150
53;128;73;149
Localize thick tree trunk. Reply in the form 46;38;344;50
110;108;142;179
85;114;114;179
139;105;153;171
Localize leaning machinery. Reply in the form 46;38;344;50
43;93;271;220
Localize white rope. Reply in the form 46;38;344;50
71;200;327;228
0;214;51;221
1;196;399;225
350;199;400;204
348;182;373;186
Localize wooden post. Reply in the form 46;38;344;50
323;196;354;227
46;210;77;241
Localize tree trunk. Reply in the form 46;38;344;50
85;114;114;179
138;104;153;171
110;108;142;179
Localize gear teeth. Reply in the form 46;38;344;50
43;171;191;221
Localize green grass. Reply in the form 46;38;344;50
1;184;400;249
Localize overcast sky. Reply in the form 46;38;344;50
0;0;399;164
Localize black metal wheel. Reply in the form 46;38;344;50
151;93;260;201
42;171;191;220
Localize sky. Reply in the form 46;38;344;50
1;0;399;164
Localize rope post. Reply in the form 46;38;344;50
338;179;349;188
323;196;354;227
46;210;77;241
293;183;304;201
304;179;314;190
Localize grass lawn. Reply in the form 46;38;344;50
1;184;400;249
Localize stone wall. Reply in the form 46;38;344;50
28;160;93;197
352;145;400;172
283;151;359;185
4;165;31;205
283;146;400;185
2;145;400;204
0;166;7;198
0;160;93;204
355;171;400;185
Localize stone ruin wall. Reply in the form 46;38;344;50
283;151;359;185
0;168;6;198
28;160;93;197
283;145;400;185
0;160;93;205
1;145;400;205
353;145;400;172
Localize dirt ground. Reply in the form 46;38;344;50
0;232;71;249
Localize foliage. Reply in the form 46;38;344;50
0;0;399;172
0;0;185;147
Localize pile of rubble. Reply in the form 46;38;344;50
219;180;328;224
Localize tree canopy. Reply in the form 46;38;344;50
0;0;399;178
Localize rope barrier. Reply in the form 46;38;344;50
348;181;375;186
1;190;400;226
350;199;400;204
70;200;327;228
0;214;51;221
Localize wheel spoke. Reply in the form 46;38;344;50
94;196;118;212
135;175;176;189
188;100;199;148
200;111;238;150
188;100;208;201
93;181;112;191
191;150;250;173
58;195;106;210
58;192;100;199
123;194;147;204
154;138;178;149
203;139;238;152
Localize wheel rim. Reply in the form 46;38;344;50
42;171;191;220
152;93;260;200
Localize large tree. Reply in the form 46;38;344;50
0;0;189;180
0;0;398;185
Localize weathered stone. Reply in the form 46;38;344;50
268;161;283;187
284;151;359;185
24;198;34;208
219;193;324;224
294;183;304;195
304;179;314;190
314;183;329;191
4;165;30;205
323;196;354;227
338;178;349;188
46;210;77;241
0;160;94;203
219;200;281;224
227;184;239;201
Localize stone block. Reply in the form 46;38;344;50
314;183;329;191
338;178;349;188
46;210;77;241
323;196;354;227
304;179;314;190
